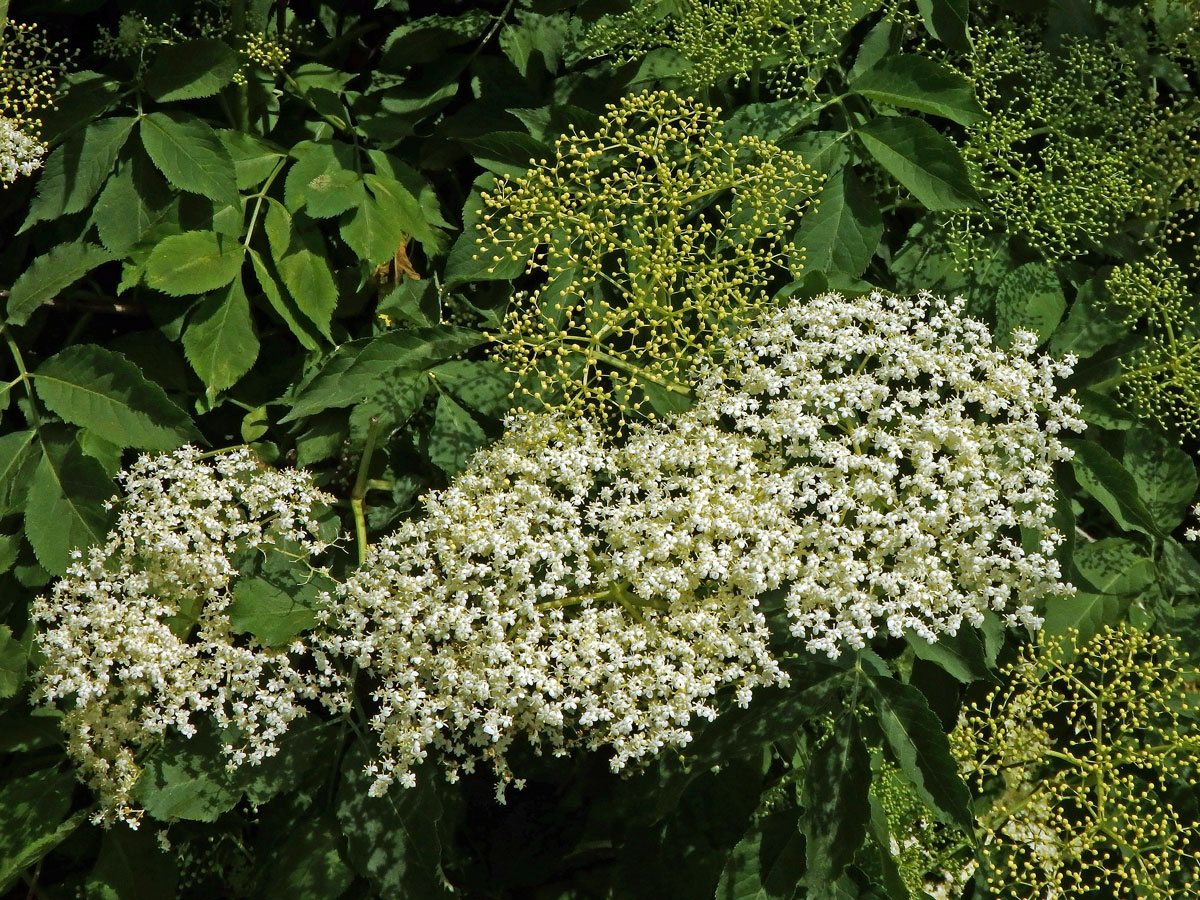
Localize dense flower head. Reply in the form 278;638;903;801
691;290;1085;655
476;89;819;425
321;289;1082;795
32;447;344;827
316;413;788;799
0;114;45;183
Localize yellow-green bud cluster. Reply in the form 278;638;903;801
0;20;74;143
946;22;1200;261
476;89;819;426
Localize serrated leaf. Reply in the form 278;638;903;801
140;111;239;208
25;427;114;575
994;262;1066;348
1074;538;1156;595
0;626;26;699
429;360;516;418
915;0;970;52
249;249;323;351
6;242;115;326
366;173;436;246
93;151;177;255
260;815;353;900
443;185;529;288
1160;538;1200;595
856;117;979;211
0;430;39;516
0;768;80;894
264;198;292;260
275;224;338;338
803;716;870;888
462;131;549;177
282;326;482;422
1067;439;1161;537
1123;425;1197;532
795;168;882;278
905;629;990;683
20;116;136;230
284;141;360;215
716;806;805;900
34;344;199;449
145;38;242;102
428;393;488;476
336;742;448;897
1041;590;1121;649
1048;276;1129;359
136;739;241;823
869;675;974;836
220;130;284;190
228;576;319;647
182;279;259;391
146;230;244;296
86;827;179;900
852;55;983;125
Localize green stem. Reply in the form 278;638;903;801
2;326;40;430
351;417;382;566
588;349;693;396
242;157;287;250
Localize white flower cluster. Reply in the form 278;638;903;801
0;115;45;184
32;447;344;827
320;290;1082;796
691;290;1085;655
316;413;788;798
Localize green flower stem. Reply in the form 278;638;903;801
351;416;382;566
588;348;693;396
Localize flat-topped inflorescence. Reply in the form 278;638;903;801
32;447;344;827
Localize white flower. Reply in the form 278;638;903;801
32;446;344;827
0;116;45;183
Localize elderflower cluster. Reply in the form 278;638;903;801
952;625;1200;898
585;0;911;94
476;89;819;425
316;413;789;799
32;447;344;827
0;115;44;183
321;289;1081;797
692;290;1084;655
947;22;1200;260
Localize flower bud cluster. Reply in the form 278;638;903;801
0;114;44;183
32;447;344;827
1;19;72;185
476;89;819;424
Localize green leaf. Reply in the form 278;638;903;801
462;131;549;178
1041;591;1121;649
716;806;805;900
915;0;970;52
248;249;323;351
275;223;338;338
282;326;483;422
284;141;365;218
1160;538;1200;595
1073;538;1156;595
1048;276;1129;359
803;716;870;888
34;345;198;449
182;279;260;392
228;576;319;647
905;629;990;684
0;429;39;516
21;116;137;230
145;230;244;297
851;55;983;125
1066;439;1162;537
25;427;115;575
260;815;353;900
336;743;448;897
339;195;406;266
0;768;81;894
366;173;437;246
1124;425;1197;532
140;111;239;208
869;675;974;836
264;198;292;260
220;130;284;191
855;117;979;211
6;242;115;326
135;733;241;823
0;626;26;699
794;168;882;278
429;360;516;418
93;152;177;255
144;38;242;102
86;827;179;900
428;392;488;476
994;262;1066;348
443;184;529;288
